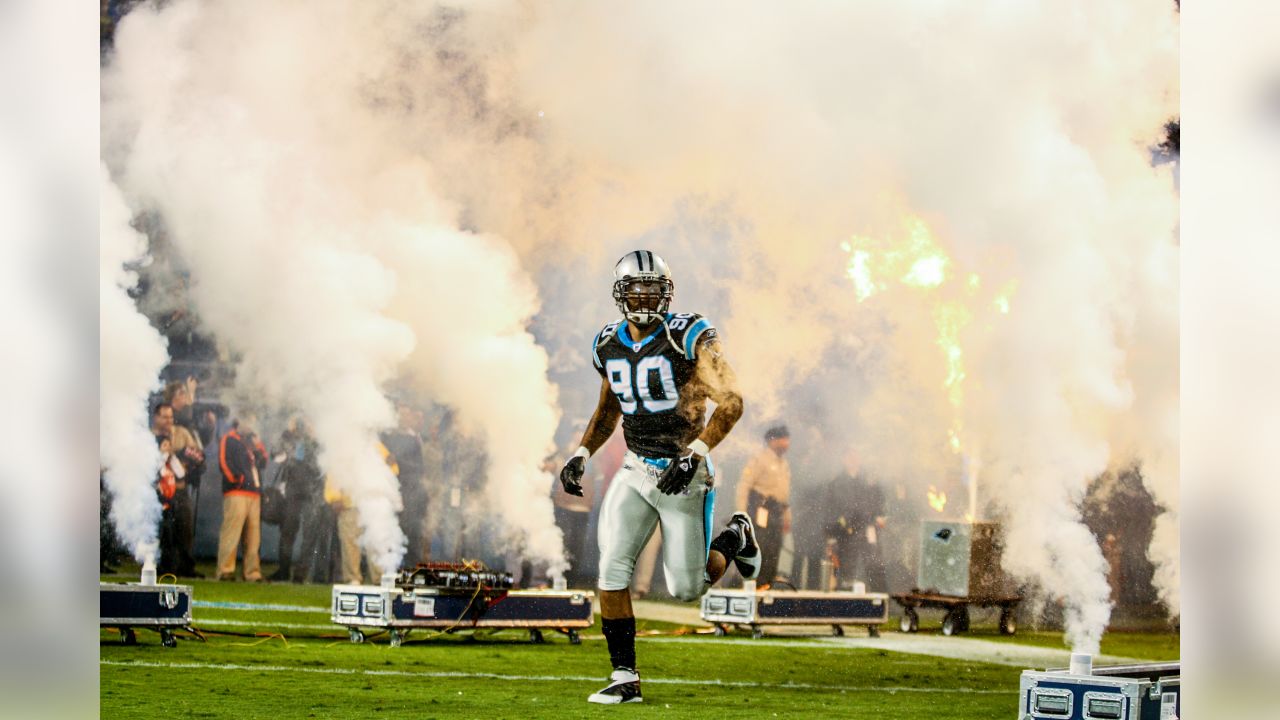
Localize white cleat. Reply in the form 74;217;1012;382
587;667;643;704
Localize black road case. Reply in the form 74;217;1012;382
331;584;595;645
700;587;889;638
1018;661;1180;719
99;582;193;647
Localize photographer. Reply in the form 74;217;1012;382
152;402;201;576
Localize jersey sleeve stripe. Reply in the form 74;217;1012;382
683;317;711;358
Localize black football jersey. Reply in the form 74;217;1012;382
592;312;719;459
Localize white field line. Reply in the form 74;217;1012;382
180;620;1139;667
99;659;1006;695
191;618;337;631
193;601;328;613
645;636;1145;668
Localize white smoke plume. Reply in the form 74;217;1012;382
1114;230;1180;618
99;165;168;562
397;2;1174;650
409;1;1176;651
103;0;1177;635
103;1;565;574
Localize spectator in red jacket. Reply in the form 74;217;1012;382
216;418;268;581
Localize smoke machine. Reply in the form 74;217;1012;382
331;561;593;646
1019;659;1180;719
99;560;194;648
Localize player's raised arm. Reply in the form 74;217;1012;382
559;377;622;497
690;338;744;454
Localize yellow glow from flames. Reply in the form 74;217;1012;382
935;302;971;409
849;250;876;302
842;217;949;302
994;280;1018;315
840;214;1015;461
927;485;948;513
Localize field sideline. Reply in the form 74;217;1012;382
99;574;1177;719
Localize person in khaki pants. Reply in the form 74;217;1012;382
329;443;398;584
735;425;792;586
217;419;267;581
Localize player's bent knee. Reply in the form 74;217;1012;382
666;575;708;602
598;561;636;593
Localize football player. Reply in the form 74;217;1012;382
560;250;760;705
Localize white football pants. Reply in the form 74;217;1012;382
597;451;716;601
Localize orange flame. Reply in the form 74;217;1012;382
927;485;948;513
840;214;1018;460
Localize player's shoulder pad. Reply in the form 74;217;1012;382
664;312;718;360
591;319;623;369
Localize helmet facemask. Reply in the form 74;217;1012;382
613;277;673;327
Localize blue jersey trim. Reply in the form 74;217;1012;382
683;318;711;358
703;487;716;560
617;320;664;352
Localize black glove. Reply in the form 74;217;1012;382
559;456;585;497
657;452;701;495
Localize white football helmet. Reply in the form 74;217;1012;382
613;250;673;326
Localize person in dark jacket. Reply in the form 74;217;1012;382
825;448;888;591
269;417;323;581
216;418;268;581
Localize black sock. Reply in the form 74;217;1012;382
709;528;743;560
600;616;637;671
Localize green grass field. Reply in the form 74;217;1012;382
99;573;1178;719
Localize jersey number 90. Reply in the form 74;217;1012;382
605;357;678;414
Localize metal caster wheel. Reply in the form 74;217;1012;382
160;629;177;648
868;625;881;639
831;625;845;637
120;628;137;646
529;629;545;644
941;608;970;636
348;628;365;644
389;630;404;648
750;626;764;640
899;610;919;633
567;630;581;645
999;608;1017;635
712;624;727;637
